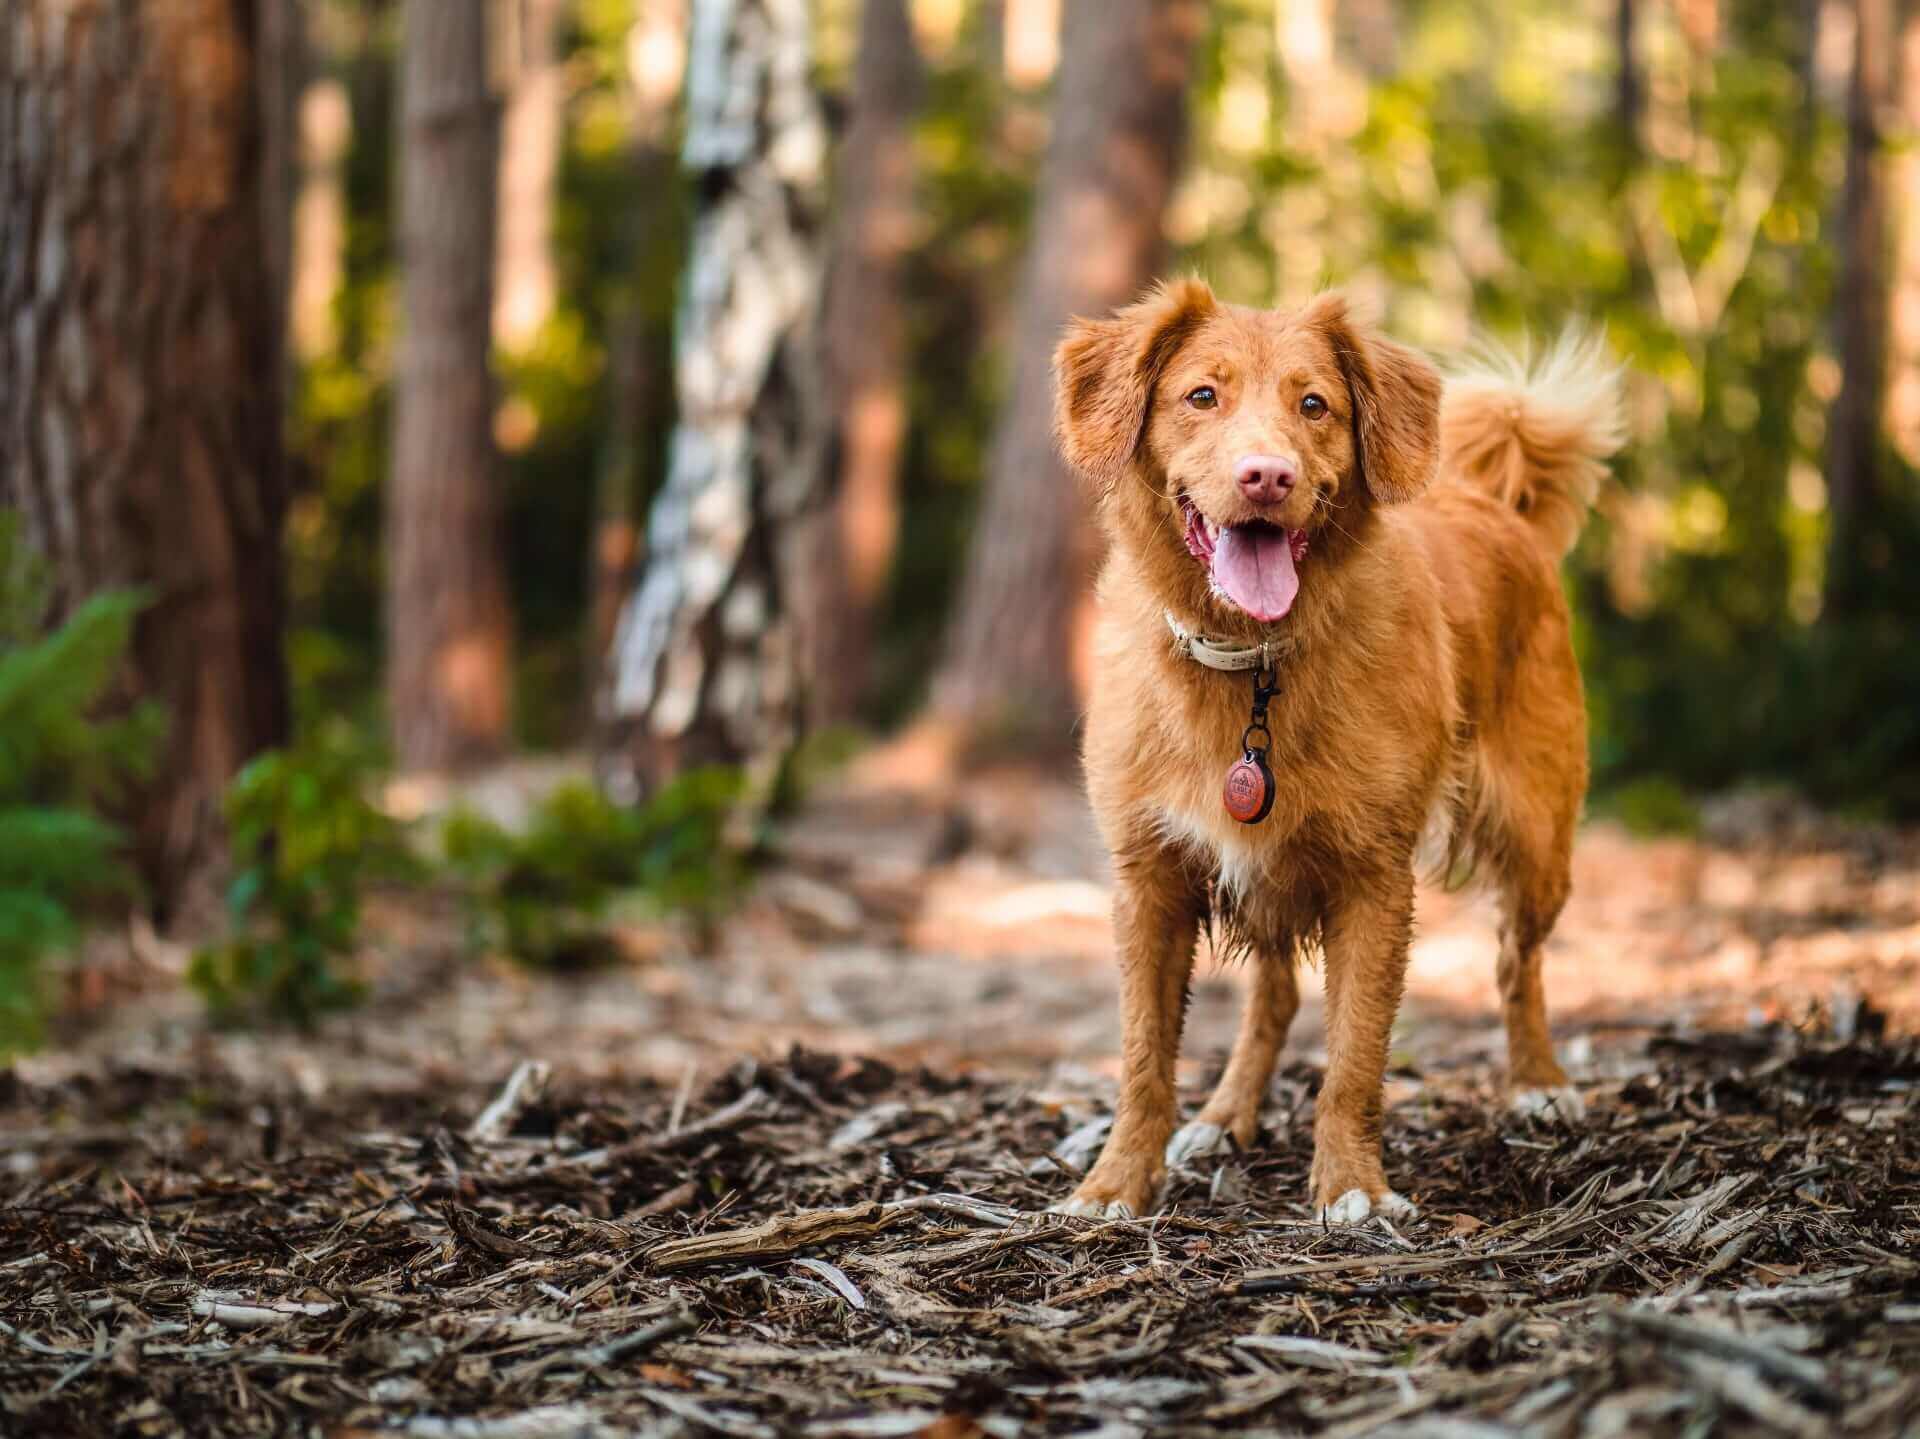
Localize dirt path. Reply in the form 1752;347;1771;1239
4;771;1918;1434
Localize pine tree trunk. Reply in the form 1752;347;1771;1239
1882;2;1920;466
0;0;292;915
494;0;566;350
602;0;830;796
931;0;1202;743
808;0;922;722
390;0;513;770
1826;0;1892;620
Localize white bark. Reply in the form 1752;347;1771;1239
606;0;828;789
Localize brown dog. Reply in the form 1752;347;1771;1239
1049;279;1624;1221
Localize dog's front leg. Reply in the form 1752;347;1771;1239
1310;865;1417;1223
1052;858;1201;1218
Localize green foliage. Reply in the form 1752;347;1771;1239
1178;0;1920;814
189;727;419;1028
0;513;154;1055
1599;776;1702;838
442;768;745;969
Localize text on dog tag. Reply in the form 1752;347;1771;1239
1223;753;1275;824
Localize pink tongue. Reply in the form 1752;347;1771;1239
1211;524;1300;621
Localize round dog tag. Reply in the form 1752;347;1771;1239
1223;752;1275;824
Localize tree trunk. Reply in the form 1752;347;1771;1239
390;0;512;770
493;0;566;350
808;0;922;722
1882;1;1920;467
602;0;830;797
1615;0;1643;152
0;0;292;915
1826;0;1893;620
931;0;1202;744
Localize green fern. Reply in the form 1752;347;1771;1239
189;725;420;1028
0;512;155;1056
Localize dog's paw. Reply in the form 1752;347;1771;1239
1317;1187;1416;1226
1047;1194;1138;1220
1050;1164;1161;1219
1164;1121;1229;1168
1509;1084;1587;1123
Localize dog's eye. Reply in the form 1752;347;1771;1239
1186;386;1217;411
1301;393;1329;419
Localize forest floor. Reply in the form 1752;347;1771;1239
4;757;1920;1437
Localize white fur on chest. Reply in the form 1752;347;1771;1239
1152;782;1459;903
1154;801;1261;900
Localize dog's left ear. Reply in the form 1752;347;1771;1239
1305;295;1443;505
1054;278;1217;491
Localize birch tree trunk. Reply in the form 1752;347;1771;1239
390;0;513;770
603;0;829;796
1825;0;1892;620
808;0;922;722
0;0;293;915
931;0;1202;743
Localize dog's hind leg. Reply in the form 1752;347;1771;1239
1166;953;1300;1167
1052;853;1204;1218
1495;840;1585;1122
1472;622;1589;1124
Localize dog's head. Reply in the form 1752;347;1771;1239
1054;279;1442;625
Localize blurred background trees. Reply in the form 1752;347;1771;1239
810;0;922;724
7;0;1920;923
388;0;514;770
931;0;1204;745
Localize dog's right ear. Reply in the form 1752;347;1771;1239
1053;278;1216;490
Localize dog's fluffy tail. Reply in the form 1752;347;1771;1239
1440;329;1626;560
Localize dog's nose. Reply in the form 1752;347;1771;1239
1234;454;1297;505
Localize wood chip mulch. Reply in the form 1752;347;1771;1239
4;1026;1918;1437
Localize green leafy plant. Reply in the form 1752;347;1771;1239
0;513;159;1055
442;768;746;969
1600;775;1702;838
189;726;419;1027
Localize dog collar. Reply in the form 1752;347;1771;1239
1164;611;1294;672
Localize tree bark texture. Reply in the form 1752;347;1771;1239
932;0;1202;742
807;0;921;722
604;0;830;794
0;0;292;914
390;0;513;770
1826;0;1893;619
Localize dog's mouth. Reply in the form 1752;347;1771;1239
1181;498;1309;623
